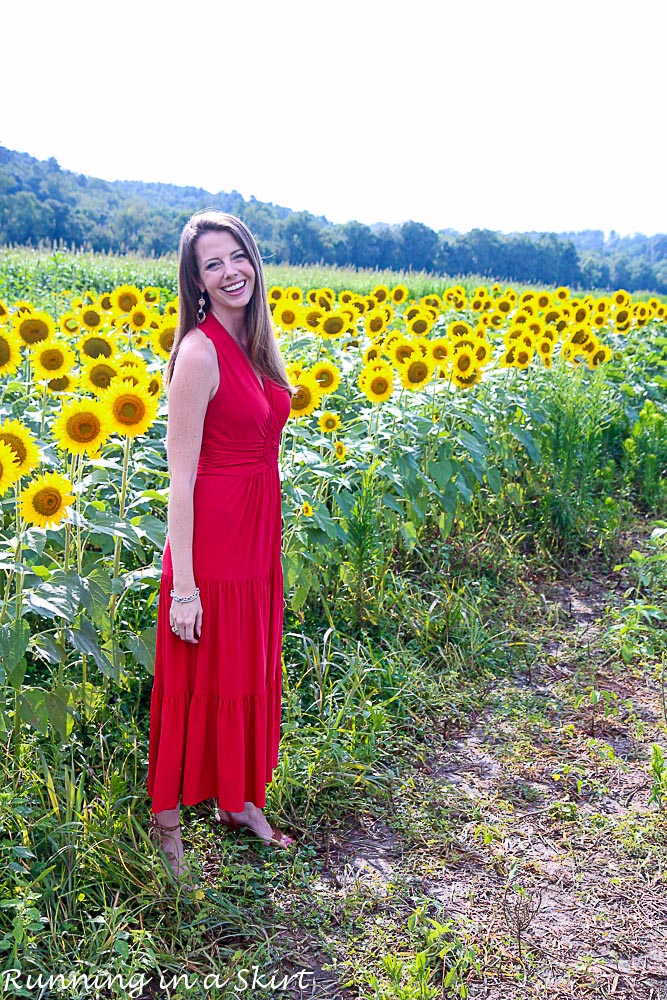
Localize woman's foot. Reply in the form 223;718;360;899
214;801;295;847
150;808;188;878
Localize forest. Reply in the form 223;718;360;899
1;145;666;293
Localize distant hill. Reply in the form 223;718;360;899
0;146;666;293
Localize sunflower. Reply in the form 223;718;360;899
0;440;21;495
334;441;346;461
429;338;451;366
311;361;341;393
513;346;534;370
52;399;112;456
320;312;349;339
163;297;179;317
399;357;433;391
20;471;75;530
388;338;417;366
554;287;570;302
495;296;514;316
536;338;554;360
127;305;154;332
111;284;141;315
289;372;322;418
303;308;324;332
452;368;483;389
77;330;117;360
268;286;284;303
273;303;301;330
79;304;107;331
448;320;474;341
285;286;304;304
286;362;304;382
80;357;120;395
47;373;79;394
0;328;23;378
421;294;442;310
0;419;40;477
452;346;477;379
103;379;159;437
588;345;612;368
371;284;390;304
364;310;387;336
16;311;55;346
407;314;432;337
146;369;164;397
359;363;394;401
473;340;493;367
151;320;176;360
318;411;340;433
58;311;81;335
301;501;314;516
142;286;161;305
391;284;409;305
30;339;77;381
363;344;382;364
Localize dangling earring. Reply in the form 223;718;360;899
197;296;206;323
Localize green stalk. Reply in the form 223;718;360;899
109;434;132;623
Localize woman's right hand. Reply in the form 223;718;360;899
170;596;203;644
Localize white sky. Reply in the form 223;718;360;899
2;0;665;237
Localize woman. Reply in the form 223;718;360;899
147;211;296;878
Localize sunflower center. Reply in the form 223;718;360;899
159;330;175;351
33;486;62;516
372;378;388;393
324;317;344;335
115;396;146;425
291;387;311;410
20;319;50;344
316;371;333;387
67;413;101;443
83;310;101;327
118;293;137;312
41;349;65;371
91;364;116;388
48;376;70;391
83;337;112;358
409;363;427;382
0;339;9;367
0;433;26;464
457;355;471;373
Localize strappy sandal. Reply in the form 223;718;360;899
214;806;296;850
149;815;197;883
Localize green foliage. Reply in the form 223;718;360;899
623;400;667;512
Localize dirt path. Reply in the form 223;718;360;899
305;541;667;998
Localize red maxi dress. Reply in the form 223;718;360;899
147;311;291;813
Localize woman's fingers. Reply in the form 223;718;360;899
171;602;202;643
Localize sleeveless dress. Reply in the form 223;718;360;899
146;311;292;813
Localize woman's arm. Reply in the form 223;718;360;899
165;331;218;642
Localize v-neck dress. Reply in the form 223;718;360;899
147;312;292;813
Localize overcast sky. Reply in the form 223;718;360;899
3;0;665;237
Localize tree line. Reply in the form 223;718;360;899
1;146;666;293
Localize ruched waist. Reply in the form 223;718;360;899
197;431;281;477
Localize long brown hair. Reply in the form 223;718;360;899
165;211;295;396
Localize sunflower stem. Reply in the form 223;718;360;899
109;434;132;623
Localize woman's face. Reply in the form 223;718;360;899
195;230;256;323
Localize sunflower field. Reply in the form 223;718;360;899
0;259;666;991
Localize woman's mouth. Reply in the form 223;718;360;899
221;280;246;294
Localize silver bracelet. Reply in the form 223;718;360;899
170;587;200;604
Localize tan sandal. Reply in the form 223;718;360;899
148;815;195;882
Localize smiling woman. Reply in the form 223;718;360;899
146;211;298;880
